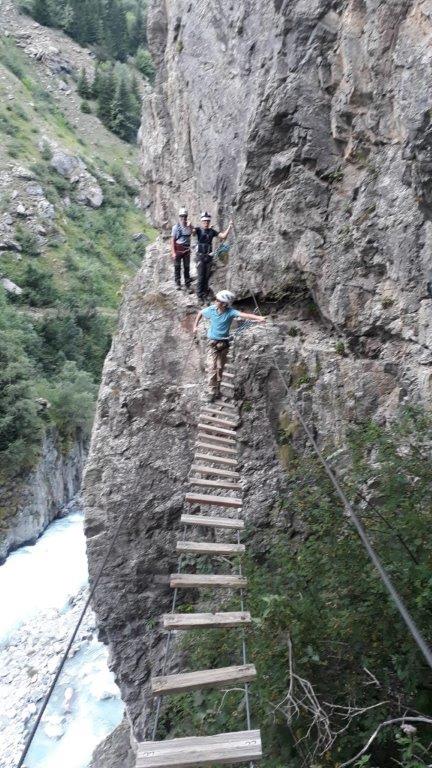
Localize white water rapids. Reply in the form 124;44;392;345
0;508;124;768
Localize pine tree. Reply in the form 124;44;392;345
104;0;128;62
110;72;134;141
130;74;141;103
32;0;52;26
77;68;91;99
96;64;116;127
129;4;146;54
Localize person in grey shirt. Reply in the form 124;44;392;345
171;207;193;291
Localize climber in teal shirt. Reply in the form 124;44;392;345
193;290;266;401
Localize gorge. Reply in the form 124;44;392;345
83;1;432;766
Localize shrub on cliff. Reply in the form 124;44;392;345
39;361;98;443
0;295;44;478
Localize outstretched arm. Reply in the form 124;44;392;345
193;311;203;334
171;237;176;259
219;219;233;241
237;312;266;323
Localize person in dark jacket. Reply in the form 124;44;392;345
193;212;232;303
171;207;193;290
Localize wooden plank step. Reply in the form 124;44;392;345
185;492;242;509
195;441;237;456
136;729;262;767
221;381;235;390
198;423;237;437
190;463;240;479
214;399;236;409
208;404;237;415
199;413;238;428
189;477;242;492
181;514;244;530
222;371;235;379
162;611;251;630
170;573;248;589
197;432;236;446
194;452;238;466
201;406;237;416
151;664;256;696
176;540;245;556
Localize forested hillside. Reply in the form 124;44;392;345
0;6;154;487
24;0;154;142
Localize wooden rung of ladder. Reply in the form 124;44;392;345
176;540;245;556
189;477;242;492
162;611;251;630
196;439;237;454
221;381;235;390
151;664;256;696
170;573;247;589
197;433;236;447
181;514;244;530
199;413;238;428
136;729;263;767
191;463;240;479
198;423;237;437
213;400;236;410
222;371;235;379
194;452;238;466
186;492;242;509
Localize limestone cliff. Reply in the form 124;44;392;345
85;0;432;761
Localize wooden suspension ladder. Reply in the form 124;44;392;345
136;351;263;766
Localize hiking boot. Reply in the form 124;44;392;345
176;284;182;291
206;392;217;403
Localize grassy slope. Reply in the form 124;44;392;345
0;34;155;486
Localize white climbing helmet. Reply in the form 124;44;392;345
216;290;236;306
201;211;212;221
178;207;188;217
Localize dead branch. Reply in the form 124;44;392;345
339;716;432;768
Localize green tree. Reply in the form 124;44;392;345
32;0;52;26
104;0;128;61
77;67;92;99
21;264;59;307
129;3;146;53
41;360;98;441
96;63;116;127
0;295;44;478
135;47;155;82
110;69;140;141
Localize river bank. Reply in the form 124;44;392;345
0;505;124;768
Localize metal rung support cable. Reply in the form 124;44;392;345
150;525;187;741
230;220;432;672
238;532;254;768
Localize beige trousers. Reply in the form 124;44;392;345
206;343;228;394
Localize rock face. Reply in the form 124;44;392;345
141;0;432;403
0;430;86;562
86;1;432;763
